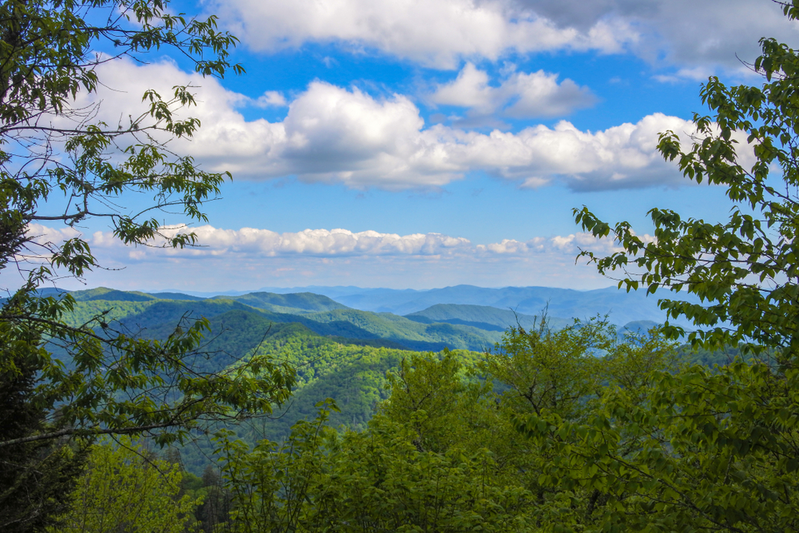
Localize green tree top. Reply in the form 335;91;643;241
0;0;294;450
575;0;799;357
1;0;243;279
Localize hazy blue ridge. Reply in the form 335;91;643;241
269;284;701;327
130;284;701;329
405;303;571;332
143;291;205;301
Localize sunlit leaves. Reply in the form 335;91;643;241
0;0;293;452
566;4;799;529
51;439;202;533
574;13;799;353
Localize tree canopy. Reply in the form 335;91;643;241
0;1;293;529
556;1;799;530
574;0;799;356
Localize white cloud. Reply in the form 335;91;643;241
31;225;623;291
73;58;726;192
26;223;82;243
253;91;287;107
81;224;625;260
429;63;595;119
204;0;798;76
506;0;799;74
1;224;639;292
430;63;495;112
206;0;637;69
425;112;702;191
15;224;83;263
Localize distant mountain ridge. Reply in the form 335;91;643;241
405;304;571;332
60;287;506;352
234;284;700;327
55;284;699;349
211;292;350;314
76;283;702;329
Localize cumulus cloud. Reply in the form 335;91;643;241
429;63;595;119
26;224;82;243
1;224;638;292
0;225;86;286
246;83;695;191
84;225;624;260
505;0;798;74
78;58;724;192
253;91;288;108
203;0;796;76
425;112;703;191
158;226;474;257
205;0;637;69
16;224;84;262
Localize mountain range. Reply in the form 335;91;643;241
152;283;699;328
37;284;704;471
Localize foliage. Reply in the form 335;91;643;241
219;399;536;533
557;2;799;530
51;438;201;533
574;2;799;355
0;1;296;528
512;356;799;532
0;0;300;447
178;325;481;473
218;321;679;532
0;330;87;533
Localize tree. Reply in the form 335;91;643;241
0;0;294;529
544;1;799;530
51;438;202;533
574;0;799;356
0;327;87;533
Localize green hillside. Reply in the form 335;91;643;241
216;291;350;314
302;308;501;351
57;289;672;359
71;287;158;302
405;303;571;331
178;323;482;473
50;287;733;478
60;290;502;352
60;300;155;328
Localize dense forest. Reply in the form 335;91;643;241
35;288;786;532
18;285;780;533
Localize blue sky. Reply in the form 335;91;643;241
16;0;799;292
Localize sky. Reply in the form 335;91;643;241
15;0;799;293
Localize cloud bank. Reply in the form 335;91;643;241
207;0;797;74
6;223;626;292
206;0;634;69
508;0;798;70
87;58;705;192
84;224;624;260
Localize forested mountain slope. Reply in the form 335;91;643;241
60;288;504;352
211;291;350;314
405;303;571;331
256;284;701;326
53;287;720;477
